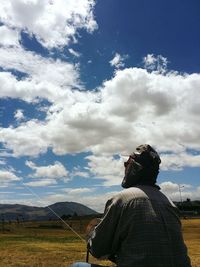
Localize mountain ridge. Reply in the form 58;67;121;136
0;201;98;221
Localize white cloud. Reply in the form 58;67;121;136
26;161;69;180
62;187;95;195
24;179;57;187
1;57;200;171
0;170;20;181
0;0;97;49
143;54;168;73
159;181;199;202
0;120;49;156
0;47;80;96
109;53;128;68
159;181;192;192
161;152;200;170
86;154;124;186
0;149;12;158
68;48;81;57
72;171;89;178
160;181;179;192
0;159;6;165
14;109;25;121
0;169;21;186
1;0;198;193
0;25;20;47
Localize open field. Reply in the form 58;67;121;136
0;218;199;267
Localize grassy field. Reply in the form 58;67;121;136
0;218;199;267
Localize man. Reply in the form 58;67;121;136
70;144;191;267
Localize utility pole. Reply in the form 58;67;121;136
178;184;184;209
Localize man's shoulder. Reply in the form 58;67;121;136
111;185;171;205
110;186;149;204
107;187;175;214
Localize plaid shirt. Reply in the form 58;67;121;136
89;185;191;267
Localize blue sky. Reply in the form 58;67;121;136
0;0;200;212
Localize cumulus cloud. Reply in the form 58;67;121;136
0;169;21;186
0;0;96;112
109;53;128;68
1;65;200;168
86;154;124;186
161;152;200;170
0;120;49;156
0;0;97;49
14;109;25;121
0;0;198;183
143;54;168;73
26;160;69;180
160;181;179;192
0;47;80;100
159;181;199;201
0;25;20;47
4;0;200;186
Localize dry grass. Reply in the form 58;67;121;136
0;219;199;267
182;219;200;267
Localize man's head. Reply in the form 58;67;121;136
121;144;161;188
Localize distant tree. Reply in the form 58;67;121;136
19;214;25;225
16;215;20;224
61;214;71;220
72;212;78;218
1;214;5;232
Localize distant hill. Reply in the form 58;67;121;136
0;202;98;221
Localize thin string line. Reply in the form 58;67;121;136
22;183;85;243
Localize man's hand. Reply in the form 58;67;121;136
85;218;102;241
